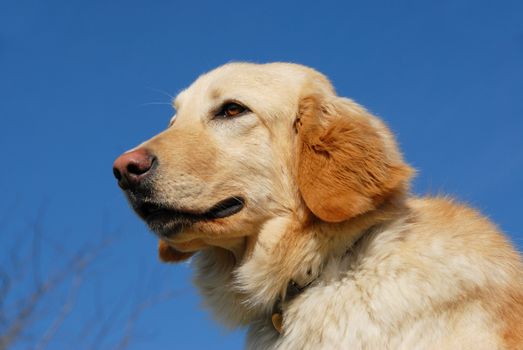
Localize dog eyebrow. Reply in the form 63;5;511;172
210;88;221;100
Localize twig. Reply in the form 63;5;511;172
113;290;178;350
0;238;110;350
34;273;83;350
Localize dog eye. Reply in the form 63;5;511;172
216;102;248;118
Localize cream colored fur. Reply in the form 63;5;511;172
127;63;523;349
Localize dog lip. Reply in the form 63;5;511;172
135;196;245;226
138;202;176;221
206;197;244;219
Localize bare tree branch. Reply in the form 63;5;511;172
34;273;83;350
88;291;129;350
0;238;110;350
1;212;176;350
114;290;178;350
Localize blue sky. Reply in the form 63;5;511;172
1;0;522;348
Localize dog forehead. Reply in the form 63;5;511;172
174;63;328;111
201;62;312;89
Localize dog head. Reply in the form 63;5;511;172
113;62;412;262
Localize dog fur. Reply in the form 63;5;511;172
118;63;523;349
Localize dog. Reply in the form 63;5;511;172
113;62;523;349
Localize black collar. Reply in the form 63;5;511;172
271;279;312;333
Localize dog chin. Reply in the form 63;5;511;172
147;219;188;238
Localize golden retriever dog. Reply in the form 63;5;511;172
113;63;523;349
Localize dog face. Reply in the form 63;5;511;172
113;63;412;261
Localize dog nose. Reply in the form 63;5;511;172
113;148;156;190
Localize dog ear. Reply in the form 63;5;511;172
295;94;413;222
158;240;194;263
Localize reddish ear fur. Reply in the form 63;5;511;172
158;240;194;263
296;94;413;222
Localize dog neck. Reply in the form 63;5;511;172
191;194;410;330
269;224;372;333
232;194;409;314
202;236;247;263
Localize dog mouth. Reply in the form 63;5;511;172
133;197;245;237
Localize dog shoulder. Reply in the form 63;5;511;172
275;196;523;348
